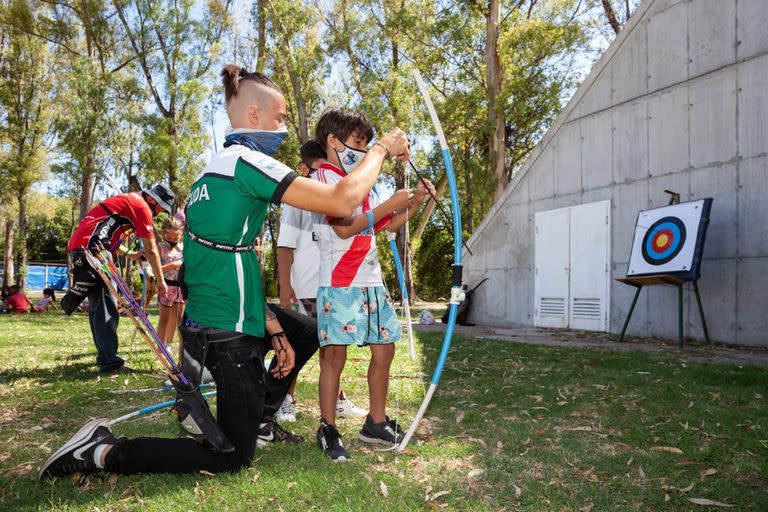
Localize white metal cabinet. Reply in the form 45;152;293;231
534;207;570;328
534;200;611;332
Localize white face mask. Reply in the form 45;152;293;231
335;143;367;174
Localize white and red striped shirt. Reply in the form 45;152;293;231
312;162;392;287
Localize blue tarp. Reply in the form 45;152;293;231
26;265;68;290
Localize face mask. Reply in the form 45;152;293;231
224;127;288;156
335;143;367;174
165;238;178;248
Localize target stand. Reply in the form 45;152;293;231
617;197;713;347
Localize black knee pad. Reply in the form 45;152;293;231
173;380;234;454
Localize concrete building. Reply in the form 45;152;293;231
464;0;768;346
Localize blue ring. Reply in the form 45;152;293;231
644;222;682;260
641;217;686;266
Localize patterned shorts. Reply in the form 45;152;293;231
159;285;186;307
316;286;401;347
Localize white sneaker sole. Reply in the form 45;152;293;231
276;415;297;423
337;409;368;419
38;418;109;479
357;432;400;446
332;455;349;463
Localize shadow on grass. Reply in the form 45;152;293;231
0;361;158;387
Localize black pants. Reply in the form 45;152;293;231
105;305;318;474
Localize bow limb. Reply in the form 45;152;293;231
397;69;465;452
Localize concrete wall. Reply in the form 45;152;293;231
464;0;768;346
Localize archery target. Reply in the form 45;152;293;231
641;217;686;265
627;199;712;278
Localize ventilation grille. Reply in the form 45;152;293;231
540;297;565;317
572;298;601;319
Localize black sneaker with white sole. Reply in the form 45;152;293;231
316;419;349;462
39;418;117;479
256;418;304;448
357;415;405;445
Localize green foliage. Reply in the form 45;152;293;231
25;193;74;261
0;0;51;194
112;0;229;204
413;221;453;301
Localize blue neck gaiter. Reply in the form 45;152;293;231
224;128;288;156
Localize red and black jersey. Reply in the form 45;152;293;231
68;193;155;252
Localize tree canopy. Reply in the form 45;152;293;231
0;0;634;296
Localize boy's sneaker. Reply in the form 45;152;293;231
256;418;304;448
39;418;116;479
336;396;367;419
276;395;297;423
357;415;405;445
316;420;349;462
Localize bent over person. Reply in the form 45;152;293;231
40;65;410;478
61;185;175;374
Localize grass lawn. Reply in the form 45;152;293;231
0;311;766;511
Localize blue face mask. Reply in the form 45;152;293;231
224;127;288;156
335;143;368;174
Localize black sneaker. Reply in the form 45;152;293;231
39;418;116;479
256;418;304;448
358;415;405;446
316;420;349;462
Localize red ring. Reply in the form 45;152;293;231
651;228;674;252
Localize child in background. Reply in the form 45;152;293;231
35;288;57;311
5;285;34;313
156;218;186;353
311;107;432;461
276;140;367;423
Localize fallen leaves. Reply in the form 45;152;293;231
686;497;734;507
651;446;683;455
3;461;34;478
467;468;484;478
379;480;388;498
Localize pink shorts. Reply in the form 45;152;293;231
159;285;185;307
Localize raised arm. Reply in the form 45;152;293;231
280;128;410;217
329;188;412;239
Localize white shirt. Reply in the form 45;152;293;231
311;162;392;287
277;204;320;299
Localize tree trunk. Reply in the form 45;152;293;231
79;152;95;219
15;188;28;289
287;70;310;143
2;218;15;288
412;173;449;242
166;117;179;199
602;0;622;35
486;0;507;201
464;154;474;233
256;0;267;73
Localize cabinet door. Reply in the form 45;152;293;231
534;208;570;328
569;200;611;331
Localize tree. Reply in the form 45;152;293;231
0;0;52;288
112;0;231;204
43;0;130;219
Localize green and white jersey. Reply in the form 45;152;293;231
183;144;297;336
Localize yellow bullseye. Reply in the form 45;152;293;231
655;234;669;248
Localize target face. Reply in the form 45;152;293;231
626;199;712;278
641;217;686;265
